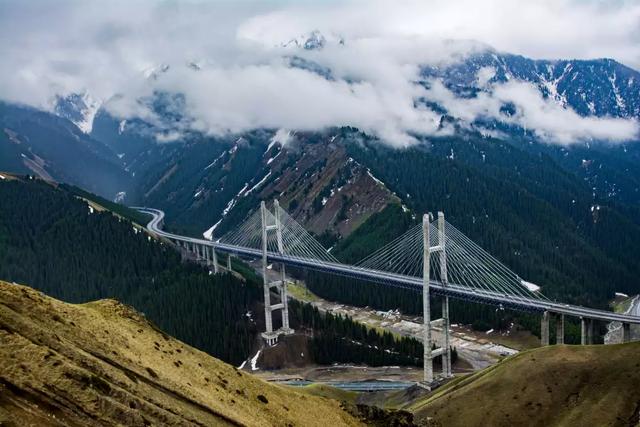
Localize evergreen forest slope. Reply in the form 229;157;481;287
0;175;259;365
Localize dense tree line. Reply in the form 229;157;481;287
0;178;260;364
288;299;457;367
294;132;640;343
1;177;463;367
342;135;640;308
302;205;585;344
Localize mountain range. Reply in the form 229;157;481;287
1;41;640;312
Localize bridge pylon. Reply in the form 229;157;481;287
422;213;433;384
438;212;452;379
421;211;453;388
260;200;294;346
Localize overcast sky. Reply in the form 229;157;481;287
0;0;638;145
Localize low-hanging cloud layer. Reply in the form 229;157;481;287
0;0;638;146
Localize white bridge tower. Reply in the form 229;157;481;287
422;211;452;385
260;200;294;345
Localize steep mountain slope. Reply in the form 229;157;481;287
349;135;640;304
1;45;639;315
210;131;398;241
0;103;133;200
104;128;398;240
407;342;640;426
0;281;361;427
0;174;427;372
0;176;259;364
421;52;640;119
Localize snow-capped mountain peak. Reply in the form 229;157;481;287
281;30;344;50
54;92;102;134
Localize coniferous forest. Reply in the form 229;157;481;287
0;176;440;366
289;299;457;367
0;178;259;364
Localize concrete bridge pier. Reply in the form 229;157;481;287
259;201;294;346
422;213;433;385
437;212;452;378
211;246;219;274
622;323;631;343
227;254;232;271
556;314;564;345
204;246;212;267
541;311;550;346
174;240;186;261
581;317;594;345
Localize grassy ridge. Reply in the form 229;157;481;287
0;280;362;426
409;342;640;426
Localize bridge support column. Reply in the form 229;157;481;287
622;323;631;343
556;314;564;345
212;246;219;274
227;254;232;272
581;318;594;345
259;201;294;346
274;200;292;334
422;213;433;384
541;311;550;346
438;212;452;378
260;202;275;344
177;240;187;261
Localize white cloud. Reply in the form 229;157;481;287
426;78;639;145
0;0;638;146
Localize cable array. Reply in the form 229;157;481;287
443;221;549;301
220;202;546;301
218;204;338;264
276;206;339;264
355;218;547;301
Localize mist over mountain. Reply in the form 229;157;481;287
2;2;640;425
1;0;639;147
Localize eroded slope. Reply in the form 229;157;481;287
0;281;361;426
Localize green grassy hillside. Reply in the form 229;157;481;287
409;342;640;426
0;280;362;426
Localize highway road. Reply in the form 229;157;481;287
136;207;640;326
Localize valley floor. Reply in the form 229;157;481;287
261;260;534;371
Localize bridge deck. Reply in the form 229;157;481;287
136;207;640;325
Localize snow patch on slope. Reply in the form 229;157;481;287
202;183;248;239
366;169;386;188
245;172;271;196
520;280;541;292
250;349;261;371
268;129;292;150
204;151;226;170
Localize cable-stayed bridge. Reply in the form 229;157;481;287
136;202;640;385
